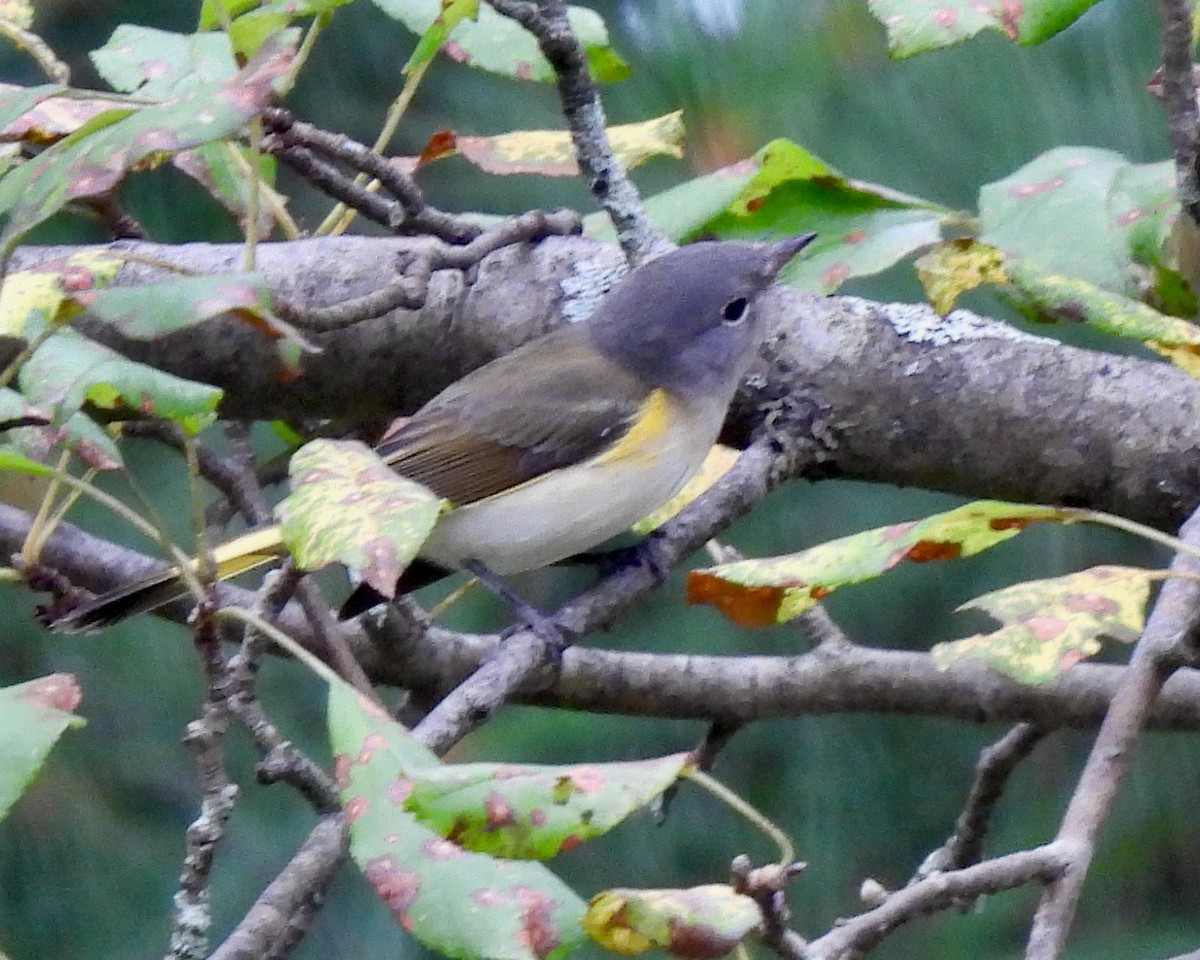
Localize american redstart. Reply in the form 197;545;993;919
52;234;815;632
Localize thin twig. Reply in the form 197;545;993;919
806;844;1068;960
484;0;670;264
262;108;482;242
207;815;349;960
318;57;433;237
276;208;580;332
918;723;1046;878
169;701;238;960
1026;505;1200;960
167;613;238;960
1156;0;1200;225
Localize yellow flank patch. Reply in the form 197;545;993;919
597;388;674;465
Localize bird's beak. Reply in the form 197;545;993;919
762;232;818;278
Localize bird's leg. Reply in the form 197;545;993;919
569;530;671;584
462;560;566;652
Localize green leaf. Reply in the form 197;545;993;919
0;38;294;254
77;272;277;339
915;239;1200;377
688;501;1076;626
1;382;123;470
932;566;1152;683
0;445;54;475
329;679;587;960
172;142;280;235
869;0;1102;57
0;386;47;427
585;158;758;245
90;25;238;98
584;886;760;959
403;753;693;860
979;148;1177;296
697;139;954;293
276;439;447;597
1004;257;1200;346
403;0;480;74
0;674;84;822
198;0;260;30
19;329;222;434
370;0;630;82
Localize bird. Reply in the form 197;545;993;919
50;234;815;633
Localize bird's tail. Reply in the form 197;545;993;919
51;525;286;633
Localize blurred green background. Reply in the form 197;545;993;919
2;2;1198;959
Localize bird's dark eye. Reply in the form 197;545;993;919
722;296;749;325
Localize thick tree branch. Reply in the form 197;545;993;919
13;237;1200;531
15;502;1200;734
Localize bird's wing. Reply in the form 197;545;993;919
374;329;649;506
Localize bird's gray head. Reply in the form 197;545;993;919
586;235;815;401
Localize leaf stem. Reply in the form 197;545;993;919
685;769;795;867
1080;508;1200;560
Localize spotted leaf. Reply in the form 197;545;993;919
402;753;693;860
979;148;1177;298
19;329;221;434
932;565;1152;684
688;501;1075;627
329;678;586;960
0;674;84;822
0;37;293;254
693;139;953;293
276;439;447;597
370;0;629;83
869;0;1102;57
584;885;760;959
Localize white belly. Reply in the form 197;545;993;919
419;398;722;574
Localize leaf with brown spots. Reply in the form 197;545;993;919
688;501;1074;626
932;565;1152;684
276;439;447;598
18;328;221;434
373;0;629;83
455;111;684;178
694;139;954;294
0;36;293;255
584;886;760;959
0;674;85;821
328;677;586;960
979;148;1177;298
868;0;1101;57
80;271;313;350
401;754;693;860
90;25;239;100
